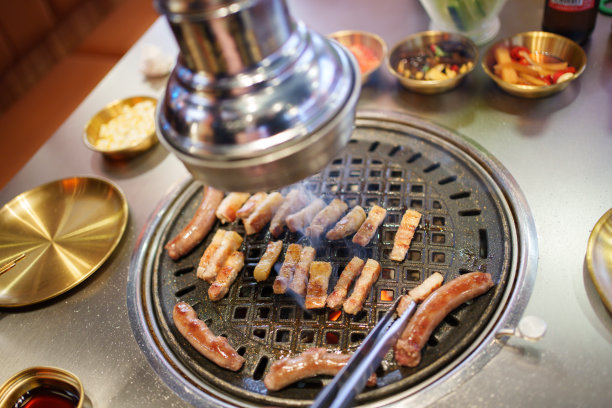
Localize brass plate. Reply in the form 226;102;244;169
586;208;612;314
0;177;128;307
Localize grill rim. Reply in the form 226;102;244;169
127;110;538;408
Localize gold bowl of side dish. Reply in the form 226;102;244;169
328;30;387;83
482;31;587;98
84;95;158;159
387;31;478;94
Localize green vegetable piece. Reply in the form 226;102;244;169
433;44;446;57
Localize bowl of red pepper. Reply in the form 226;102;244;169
387;31;478;94
482;31;587;98
328;30;387;83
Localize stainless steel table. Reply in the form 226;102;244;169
1;1;611;407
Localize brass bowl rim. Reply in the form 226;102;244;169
481;30;587;97
386;30;479;89
328;29;388;79
0;366;85;407
83;95;158;156
586;208;612;314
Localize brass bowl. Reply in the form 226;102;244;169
482;31;587;98
329;30;387;82
0;366;90;408
84;95;157;159
387;31;478;94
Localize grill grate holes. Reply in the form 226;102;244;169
479;229;489;258
275;330;291;343
450;191;471;200
237;346;246;356
382;268;396;279
388;146;401;157
423;163;440;173
174;285;196;297
459;209;482;217
410;199;423;209
438;175;457;185
428;336;439;347
252;356;268;380
325;331;340;344
407;152;422;163
253;328;267;339
280;307;295;320
234;307;248;319
368;141;380;152
173;266;194;276
350;332;366;343
445;314;460;327
300;331;315;343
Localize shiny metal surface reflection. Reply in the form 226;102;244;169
0;177;128;307
155;0;361;192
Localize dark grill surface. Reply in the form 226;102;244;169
146;114;514;407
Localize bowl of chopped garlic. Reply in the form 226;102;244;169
84;96;158;159
387;31;478;94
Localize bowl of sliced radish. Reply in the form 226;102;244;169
482;31;586;98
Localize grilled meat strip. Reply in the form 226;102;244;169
165;186;224;260
173;302;245;371
394;272;494;367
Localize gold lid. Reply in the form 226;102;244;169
586;208;612;314
0;177;128;307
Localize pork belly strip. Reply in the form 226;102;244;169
305;261;332;309
326;257;365;310
273;243;302;294
305;198;348;238
253;240;283;282
343;259;381;315
286;198;326;233
396;273;443;315
165;186;224;260
244;192;284;235
173;302;245;371
208;251;245;301
409;272;444;302
326;205;366;240
263;348;376;391
394;272;494;367
389;209;422;262
352;205;387;246
198;230;243;283
236;192;267;220
216;192;250;224
288;246;316;296
270;189;309;237
196;229;225;280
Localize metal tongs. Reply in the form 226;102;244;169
311;297;417;408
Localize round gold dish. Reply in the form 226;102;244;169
387;31;478;94
83;95;158;159
586;208;612;314
328;30;387;83
482;31;587;98
0;177;128;307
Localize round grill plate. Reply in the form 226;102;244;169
128;111;537;407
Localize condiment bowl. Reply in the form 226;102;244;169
387;31;478;94
482;31;587;98
84;95;158;159
328;30;387;83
